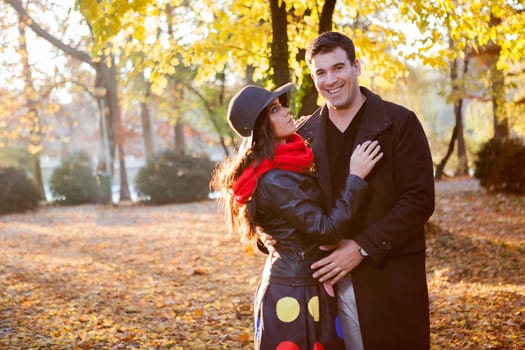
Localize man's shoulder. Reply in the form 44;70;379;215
295;106;322;128
296;106;323;140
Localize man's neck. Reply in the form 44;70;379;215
328;92;366;132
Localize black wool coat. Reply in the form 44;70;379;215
297;87;435;350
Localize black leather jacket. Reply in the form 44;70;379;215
253;169;367;286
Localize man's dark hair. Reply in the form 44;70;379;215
306;31;356;66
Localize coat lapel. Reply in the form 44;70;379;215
354;87;392;145
297;106;333;208
309;106;334;207
298;87;392;208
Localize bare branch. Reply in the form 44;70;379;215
5;0;94;66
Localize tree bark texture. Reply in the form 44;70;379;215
297;0;336;117
435;126;457;180
269;0;291;87
17;11;45;197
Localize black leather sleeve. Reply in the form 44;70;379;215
256;170;368;244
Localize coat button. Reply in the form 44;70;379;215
381;241;387;246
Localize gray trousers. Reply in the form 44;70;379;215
337;276;364;350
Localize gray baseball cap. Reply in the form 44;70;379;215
227;82;293;137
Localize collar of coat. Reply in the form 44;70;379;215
296;86;392;145
296;86;392;206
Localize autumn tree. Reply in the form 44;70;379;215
4;0;135;201
15;9;45;195
82;0;407;113
0;0;73;195
402;0;525;178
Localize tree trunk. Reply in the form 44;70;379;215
453;56;469;176
435;126;457;180
454;99;469;176
174;121;185;156
318;0;336;33
297;0;336;116
186;80;230;158
244;65;255;85
165;5;187;156
487;14;508;140
7;0;132;201
454;55;468;176
94;60;120;174
269;0;290;86
297;75;319;117
140;100;155;162
490;55;508;139
17;11;45;198
116;109;131;201
139;75;154;162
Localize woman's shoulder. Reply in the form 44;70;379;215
258;168;305;186
256;169;317;197
254;169;321;211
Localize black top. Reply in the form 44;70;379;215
326;103;366;194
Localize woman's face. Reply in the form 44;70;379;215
267;98;295;143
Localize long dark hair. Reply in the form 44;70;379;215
210;106;277;242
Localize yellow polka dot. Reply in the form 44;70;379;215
308;296;320;322
276;297;300;323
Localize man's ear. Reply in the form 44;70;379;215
354;59;362;74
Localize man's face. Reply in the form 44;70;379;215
310;47;361;111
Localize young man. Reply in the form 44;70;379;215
298;31;435;349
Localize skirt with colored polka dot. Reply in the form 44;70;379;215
254;281;345;350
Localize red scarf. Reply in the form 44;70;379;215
232;133;314;204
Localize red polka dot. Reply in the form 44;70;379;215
276;341;300;350
313;342;325;350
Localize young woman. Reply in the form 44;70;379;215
211;83;382;350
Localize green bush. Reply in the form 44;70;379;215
135;151;215;205
474;137;525;194
49;151;100;205
0;166;41;214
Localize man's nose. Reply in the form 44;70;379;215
326;71;337;84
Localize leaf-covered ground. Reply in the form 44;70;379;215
0;177;523;349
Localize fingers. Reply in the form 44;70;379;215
329;270;348;285
318;244;337;251
357;140;383;164
362;140;380;154
311;255;331;271
312;262;342;283
368;142;382;159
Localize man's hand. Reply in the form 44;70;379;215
311;239;364;285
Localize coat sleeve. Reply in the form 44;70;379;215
256;171;368;244
353;111;435;264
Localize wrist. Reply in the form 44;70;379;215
358;245;368;257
